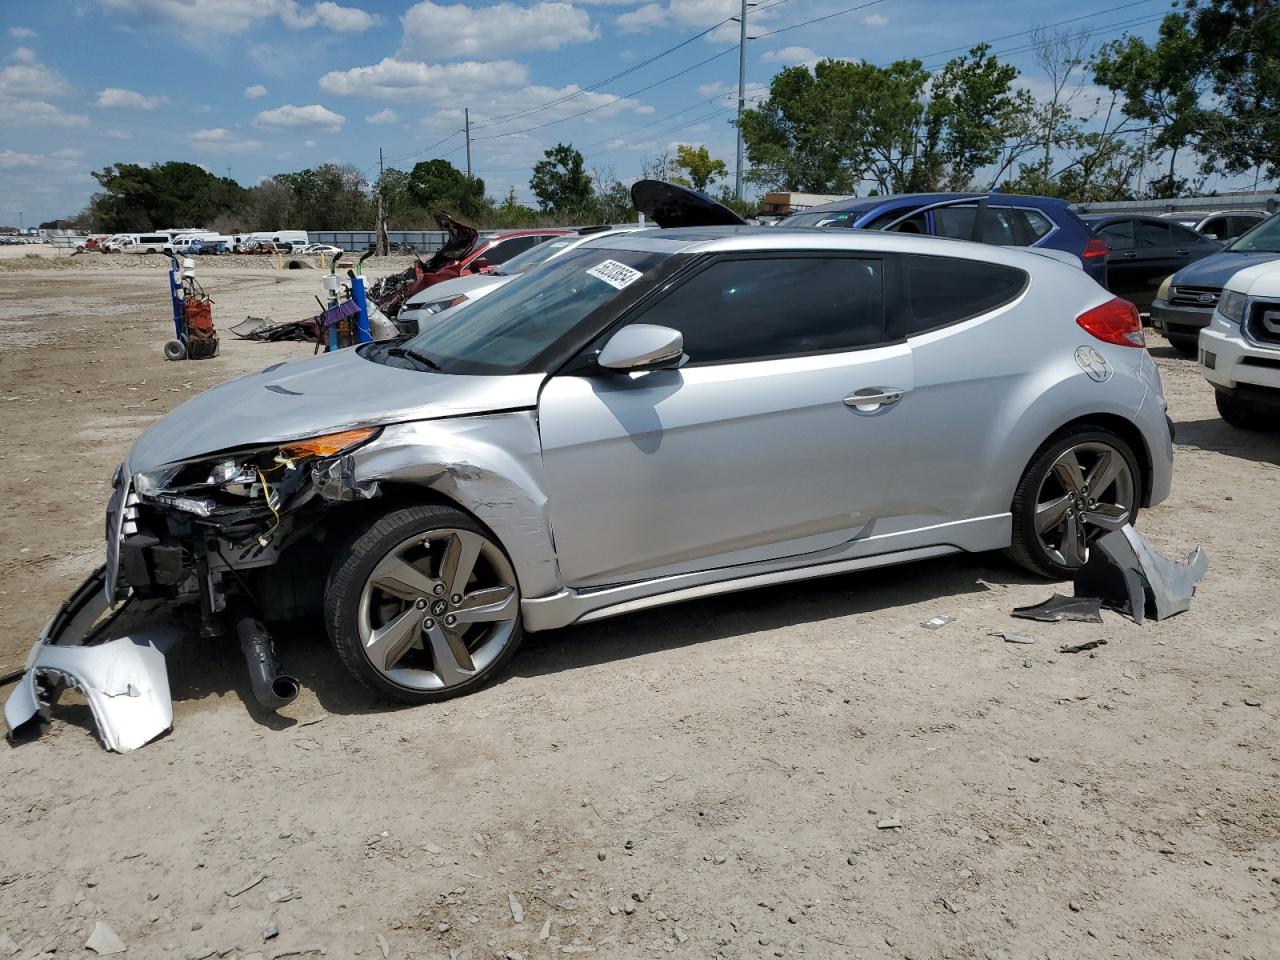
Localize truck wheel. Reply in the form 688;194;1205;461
1166;336;1198;357
1215;390;1275;431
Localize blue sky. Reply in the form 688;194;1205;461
0;0;1178;226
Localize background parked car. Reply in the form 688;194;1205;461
1150;213;1280;354
1160;209;1270;243
301;243;344;256
401;229;573;302
778;192;1109;285
1080;213;1222;307
1198;259;1280;430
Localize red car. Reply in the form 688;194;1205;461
408;228;572;297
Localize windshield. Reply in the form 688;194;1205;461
782;210;857;228
493;236;577;275
397;246;668;375
1228;215;1280;253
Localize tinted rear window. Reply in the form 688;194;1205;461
899;254;1027;334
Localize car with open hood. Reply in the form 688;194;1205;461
5;181;1173;751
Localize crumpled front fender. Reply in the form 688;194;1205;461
5;567;181;753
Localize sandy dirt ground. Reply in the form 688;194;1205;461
0;259;1277;960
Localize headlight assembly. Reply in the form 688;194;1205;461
1217;289;1247;326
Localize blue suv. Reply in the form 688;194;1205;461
779;192;1109;286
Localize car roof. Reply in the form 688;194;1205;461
795;191;1070;216
579;224;1070;272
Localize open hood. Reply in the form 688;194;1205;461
631;180;747;228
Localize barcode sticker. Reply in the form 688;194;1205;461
586;259;643;290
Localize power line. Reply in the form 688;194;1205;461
924;12;1166;68
751;0;889;41
385;129;465;165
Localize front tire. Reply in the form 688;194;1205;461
1166;336;1198;357
1006;426;1141;579
325;505;523;704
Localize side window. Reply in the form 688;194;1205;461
485;236;539;265
897;254;1027;336
1135;221;1173;248
865;209;925;233
1168;222;1206;246
648;256;884;364
1020;209;1054;240
1229;216;1259;239
933;206;1018;245
1097;221;1134;250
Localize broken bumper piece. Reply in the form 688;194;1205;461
1074;525;1208;624
4;567;181;753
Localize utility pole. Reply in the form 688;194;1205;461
735;0;747;201
465;108;473;179
376;146;388;256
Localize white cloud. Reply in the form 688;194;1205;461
696;79;767;106
10;46;36;64
96;87;168;110
0;53;70;98
244;84;268;99
304;138;317;147
635;104;655;114
8;26;36;38
100;0;379;35
0;99;88;127
400;1;597;58
314;1;379;31
254;103;346;130
617;2;667;32
188;127;263;151
761;46;818;66
0;147;81;169
320;57;528;101
104;129;134;140
863;13;888;26
366;107;399;124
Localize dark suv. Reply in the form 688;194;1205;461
779;192;1109;286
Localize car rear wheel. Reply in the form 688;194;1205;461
325;505;523;703
1215;390;1276;431
1007;427;1141;579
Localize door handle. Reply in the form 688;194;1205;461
844;387;905;410
1175;249;1189;256
1121;252;1138;259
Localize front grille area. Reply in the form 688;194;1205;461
1169;285;1221;308
1245;299;1280;347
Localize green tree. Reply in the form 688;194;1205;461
530;143;593;214
406;159;488;220
271;163;372;230
673;145;728;192
89;161;247;231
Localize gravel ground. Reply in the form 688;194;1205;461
0;262;1276;960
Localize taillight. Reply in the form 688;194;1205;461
1077;297;1145;347
1082;237;1109;261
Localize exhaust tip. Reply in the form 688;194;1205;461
271;675;300;705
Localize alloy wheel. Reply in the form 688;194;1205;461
356;528;519;691
1033;440;1136;568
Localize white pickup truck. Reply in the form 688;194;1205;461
1199;260;1280;430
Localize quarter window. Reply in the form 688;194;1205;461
648;256;884;364
934;206;1019;245
1020;209;1054;240
897;254;1027;335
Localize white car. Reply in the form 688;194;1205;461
396;225;645;334
301;243;344;255
1199;260;1280;430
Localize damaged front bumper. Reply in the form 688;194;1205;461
4;567;181;753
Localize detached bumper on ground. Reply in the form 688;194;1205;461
4;567;181;753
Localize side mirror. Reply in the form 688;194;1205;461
470;257;490;272
598;324;684;372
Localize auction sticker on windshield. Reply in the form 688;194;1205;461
586;259;644;290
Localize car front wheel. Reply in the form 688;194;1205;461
1215;390;1276;431
325;505;523;703
1007;426;1141;579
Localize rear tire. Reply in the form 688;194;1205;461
1006;425;1141;579
1215;390;1276;431
325;505;524;704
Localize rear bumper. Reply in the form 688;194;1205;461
1150;299;1212;340
1199;320;1280;404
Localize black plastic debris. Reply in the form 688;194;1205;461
1011;593;1103;624
1059;638;1108;654
1073;526;1207;624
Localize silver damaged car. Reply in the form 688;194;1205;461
6;183;1174;748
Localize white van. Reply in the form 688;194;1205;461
119;233;172;255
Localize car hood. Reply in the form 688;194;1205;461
126;347;544;472
1172;249;1280;288
402;272;513;309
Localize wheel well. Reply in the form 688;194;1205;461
1049;413;1154;506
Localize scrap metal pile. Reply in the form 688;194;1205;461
365;212;477;318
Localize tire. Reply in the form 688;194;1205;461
163;339;187;361
325;504;523;704
1215;390;1276;431
1167;336;1198;357
1006;425;1142;579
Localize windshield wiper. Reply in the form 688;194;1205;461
384;344;441;370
